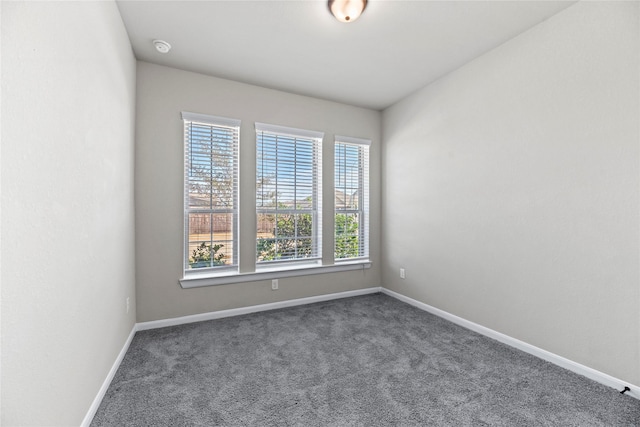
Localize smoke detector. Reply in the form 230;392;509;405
153;39;171;54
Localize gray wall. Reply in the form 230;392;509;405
382;1;639;386
135;62;381;322
1;1;137;425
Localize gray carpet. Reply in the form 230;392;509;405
91;293;639;426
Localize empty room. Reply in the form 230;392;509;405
1;0;639;425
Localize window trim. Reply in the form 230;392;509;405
255;122;324;266
178;119;374;288
334;135;370;262
182;111;241;277
255;122;324;140
179;260;371;288
334;135;371;147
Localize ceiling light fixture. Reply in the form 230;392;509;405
153;39;171;54
328;0;367;23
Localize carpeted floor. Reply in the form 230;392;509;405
91;293;639;426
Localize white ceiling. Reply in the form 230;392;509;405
116;0;575;110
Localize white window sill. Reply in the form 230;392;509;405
179;260;372;289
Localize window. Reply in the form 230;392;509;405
182;112;240;274
334;136;370;261
256;123;323;266
179;117;371;289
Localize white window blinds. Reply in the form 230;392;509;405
334;136;370;260
182;112;240;273
256;123;323;264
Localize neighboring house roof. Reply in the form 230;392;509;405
189;190;358;209
335;189;359;209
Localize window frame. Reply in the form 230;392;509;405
182;111;240;277
334;135;370;262
255;122;324;268
178;120;373;289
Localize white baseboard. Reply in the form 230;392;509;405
381;288;640;400
81;324;137;427
137;287;383;331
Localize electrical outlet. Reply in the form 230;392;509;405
400;268;406;279
126;297;130;313
272;279;279;290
